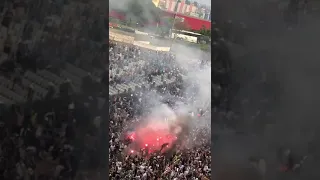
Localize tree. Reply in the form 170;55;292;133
197;25;211;37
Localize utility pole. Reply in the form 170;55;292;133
170;13;177;48
170;0;181;48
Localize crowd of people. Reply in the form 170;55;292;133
0;0;108;179
0;98;108;180
108;38;216;179
0;0;238;179
108;1;320;179
0;0;105;73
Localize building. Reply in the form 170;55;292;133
161;10;211;30
162;0;211;19
109;1;211;31
164;0;197;14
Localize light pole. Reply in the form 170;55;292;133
170;0;181;49
170;12;177;48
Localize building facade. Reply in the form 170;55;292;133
163;0;203;16
161;10;211;30
109;0;211;31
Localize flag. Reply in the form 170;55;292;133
173;154;181;163
160;143;169;152
161;143;169;149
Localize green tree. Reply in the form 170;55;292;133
192;26;211;44
198;11;203;18
197;25;211;37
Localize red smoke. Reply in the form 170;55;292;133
124;114;192;156
136;127;177;150
126;128;178;155
125;120;180;155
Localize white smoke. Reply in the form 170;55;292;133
136;44;211;149
174;44;211;114
109;0;211;147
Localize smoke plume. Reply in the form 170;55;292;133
125;43;211;151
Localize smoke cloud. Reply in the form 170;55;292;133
121;43;211;152
109;0;211;158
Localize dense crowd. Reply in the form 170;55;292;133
0;0;107;180
107;5;236;179
0;98;107;180
0;0;105;73
108;39;213;179
0;0;249;179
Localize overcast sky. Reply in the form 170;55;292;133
110;0;212;10
193;0;211;6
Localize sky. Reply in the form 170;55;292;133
193;0;211;6
109;0;211;10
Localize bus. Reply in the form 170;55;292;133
171;29;201;43
171;29;210;44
